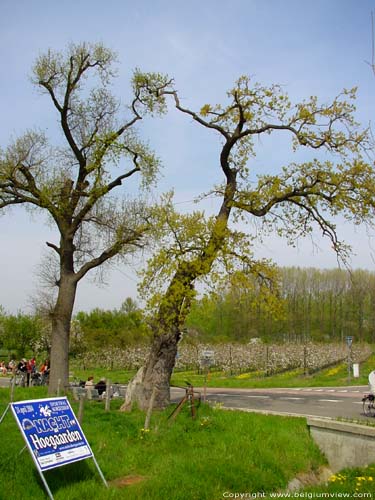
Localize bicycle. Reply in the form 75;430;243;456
362;393;375;416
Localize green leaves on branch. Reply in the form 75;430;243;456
132;69;174;116
195;76;367;175
32;42;117;94
230;158;375;263
138;193;282;328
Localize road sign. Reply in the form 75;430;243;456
200;350;215;368
346;336;353;348
201;350;214;359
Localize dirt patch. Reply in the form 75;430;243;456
287;466;333;491
109;475;147;488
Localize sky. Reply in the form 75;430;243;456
1;0;375;313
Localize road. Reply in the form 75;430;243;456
1;376;372;422
171;385;372;422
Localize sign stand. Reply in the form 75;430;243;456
38;464;55;500
0;403;10;425
0;397;108;499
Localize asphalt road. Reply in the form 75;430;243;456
170;385;373;422
1;376;372;422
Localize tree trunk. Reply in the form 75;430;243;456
48;275;77;394
121;329;179;411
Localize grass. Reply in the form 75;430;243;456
68;366;135;385
0;386;326;500
280;465;375;500
68;354;375;391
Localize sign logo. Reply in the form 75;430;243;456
11;397;93;472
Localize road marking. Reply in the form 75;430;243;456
337;390;348;393
279;397;304;401
246;395;270;399
318;399;343;403
353;402;364;405
314;389;324;392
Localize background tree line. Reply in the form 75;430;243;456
0;298;150;360
2;266;375;361
186;267;375;344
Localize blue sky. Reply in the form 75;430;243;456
1;0;375;312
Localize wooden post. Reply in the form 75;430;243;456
190;386;196;419
168;392;188;423
144;386;158;430
10;372;16;403
78;394;85;424
105;380;111;412
303;346;308;375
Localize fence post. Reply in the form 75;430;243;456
78;394;85;424
144;386;158;430
10;372;16;403
105;380;111;412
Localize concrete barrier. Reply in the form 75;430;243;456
307;417;375;472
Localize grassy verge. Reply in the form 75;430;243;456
0;386;325;499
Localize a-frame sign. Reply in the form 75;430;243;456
0;397;108;499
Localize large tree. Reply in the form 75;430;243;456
122;76;375;410
0;43;170;393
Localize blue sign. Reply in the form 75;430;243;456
346;336;353;347
10;397;93;472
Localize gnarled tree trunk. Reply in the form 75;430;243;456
122;162;236;412
121;328;180;411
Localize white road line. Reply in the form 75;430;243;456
246;395;270;399
353;402;364;405
279;397;304;401
318;399;343;403
314;389;324;392
337;390;348;393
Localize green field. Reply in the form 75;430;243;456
0;386;325;499
1;383;375;498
